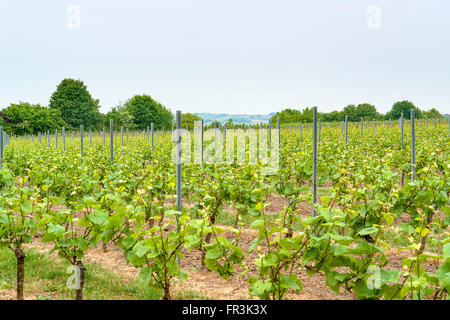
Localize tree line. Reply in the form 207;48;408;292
0;78;446;135
0;79;178;135
270;102;444;124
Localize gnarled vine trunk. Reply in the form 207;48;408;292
15;246;26;300
163;283;171;300
74;260;86;300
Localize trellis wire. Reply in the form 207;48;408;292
400;112;404;150
411;109;415;181
312;107;318;217
110;119;114;167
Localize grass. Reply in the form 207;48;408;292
173;289;209;300
0;247;206;300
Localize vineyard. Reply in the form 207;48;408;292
0;115;449;301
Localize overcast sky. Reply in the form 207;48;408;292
1;0;449;115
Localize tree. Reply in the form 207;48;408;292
0;113;6;128
386;100;423;120
355;103;379;120
1;102;66;135
124;95;174;130
342;104;379;122
321;110;343;122
422;108;442;119
49;79;102;130
342;104;358;122
270;108;301;124
270;108;316;124
299;107;314;123
103;103;135;129
181;113;201;130
205;120;221;130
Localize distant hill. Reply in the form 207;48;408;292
194;112;276;124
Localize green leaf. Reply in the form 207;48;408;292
443;243;450;260
328;233;353;243
326;271;340;293
206;247;222;260
442;205;450;216
249;279;272;299
134;242;150;258
247;238;259;254
0;214;9;224
379;269;401;284
321;196;331;207
185;234;201;247
166;261;180;275
263;253;278;267
250;219;264;229
248;209;261;217
354;279;379;299
280;274;302;291
138;267;152;286
357;227;379;236
88;209;109;225
20;200;32;213
229;246;243;263
436;261;450;290
121;237;136;250
48;223;65;237
347;241;382;255
382;284;407;300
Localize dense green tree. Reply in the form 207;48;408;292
342;104;379;121
386;100;423;120
300;107;314;123
342;104;358;122
124;95;174;130
355;103;379;120
422;108;443;119
271;108;301;124
1;102;66;135
181;113;202;130
321;110;343;122
49;78;102;130
103;104;135;129
205;120;222;130
270;108;315;124
0;113;6;128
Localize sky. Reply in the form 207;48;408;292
0;0;449;115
